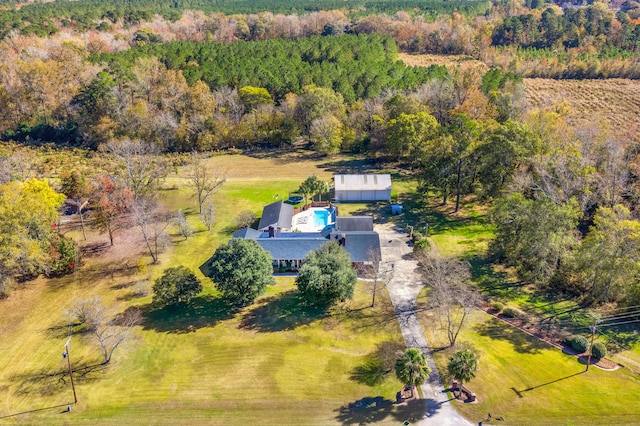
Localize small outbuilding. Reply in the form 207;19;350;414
334;174;391;202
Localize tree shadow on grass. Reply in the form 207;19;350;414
350;341;405;386
335;396;394;424
474;317;547;354
318;158;380;175
141;295;234;333
239;290;326;332
468;256;526;302
44;321;85;339
334;397;431;425
8;361;109;397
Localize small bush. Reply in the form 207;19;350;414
132;281;150;298
502;307;517;318
567;335;589;353
413;238;431;253
591;342;607;359
0;275;12;299
492;302;504;312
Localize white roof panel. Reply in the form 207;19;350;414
334;174;391;191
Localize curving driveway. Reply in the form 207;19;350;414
376;223;473;426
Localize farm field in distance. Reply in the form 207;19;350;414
399;54;640;139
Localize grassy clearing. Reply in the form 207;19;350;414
419;309;640;425
409;195;640;424
398;53;489;73
0;152;418;425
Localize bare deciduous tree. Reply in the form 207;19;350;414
106;139;168;200
94;307;142;364
201;200;215;231
363;247;384;308
175;209;193;240
66;296;105;332
66;297;141;364
417;250;478;347
235;210;256;229
132;198;171;264
187;152;226;214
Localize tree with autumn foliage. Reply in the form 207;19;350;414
0;178;66;296
91;176;133;246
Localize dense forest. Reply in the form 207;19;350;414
97;34;444;101
0;0;490;38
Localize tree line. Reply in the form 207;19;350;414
2;34;449;152
0;0;490;39
2;0;640;80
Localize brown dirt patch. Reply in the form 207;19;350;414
398;53;489;72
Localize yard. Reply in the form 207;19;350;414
413;199;640;425
0;152;410;425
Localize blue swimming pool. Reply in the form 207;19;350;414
312;209;330;227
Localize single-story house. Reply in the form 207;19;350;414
233;209;381;273
257;199;293;232
334;174;391;202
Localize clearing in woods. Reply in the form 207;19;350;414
399;54;640;140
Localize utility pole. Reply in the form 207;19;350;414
585;312;599;372
64;338;78;404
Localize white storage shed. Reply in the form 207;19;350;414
334;174;391;202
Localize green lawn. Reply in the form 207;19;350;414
412;197;640;425
420;310;640;425
0;152;417;425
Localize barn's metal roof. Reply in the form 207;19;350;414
334;174;391;191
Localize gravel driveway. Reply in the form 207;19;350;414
376;223;473;426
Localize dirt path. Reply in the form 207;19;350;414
376;223;473;426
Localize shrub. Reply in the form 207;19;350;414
153;266;202;307
567;335;590;353
0;275;12;299
492;302;504;312
502;307;517;318
591;342;607;359
413;238;431;253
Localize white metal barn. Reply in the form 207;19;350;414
334;174;392;202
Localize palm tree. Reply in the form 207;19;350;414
395;348;431;387
447;349;478;399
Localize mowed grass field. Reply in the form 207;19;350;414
0;153;411;425
415;201;640;425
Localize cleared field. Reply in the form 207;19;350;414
524;78;640;136
398;53;488;72
399;54;640;141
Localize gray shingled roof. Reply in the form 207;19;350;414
232;227;262;239
336;216;374;232
256;232;381;263
342;232;382;262
256;238;328;261
258;200;293;231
